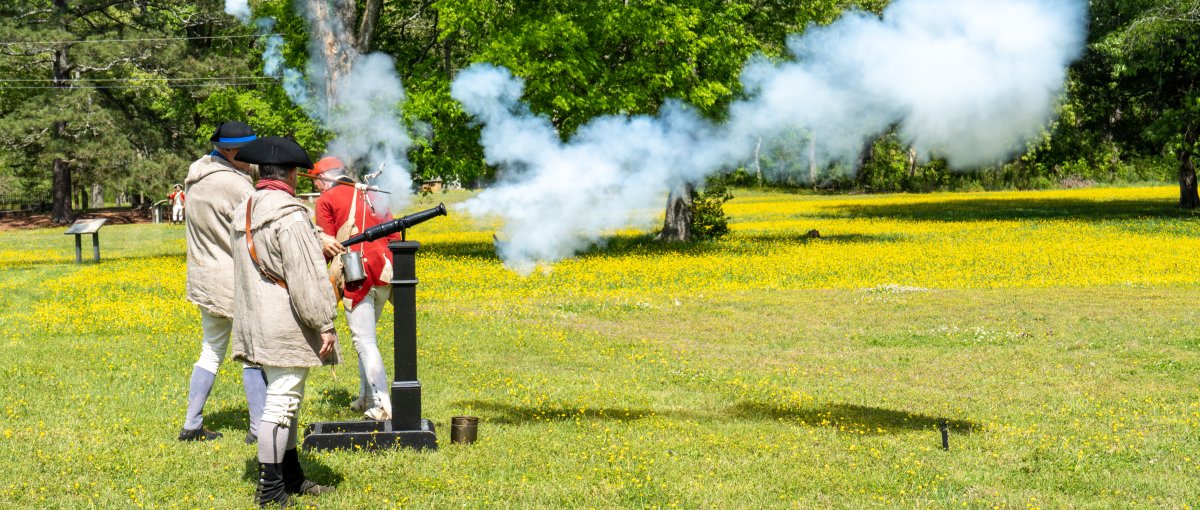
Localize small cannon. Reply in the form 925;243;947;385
341;203;447;247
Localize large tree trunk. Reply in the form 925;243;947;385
51;158;73;224
50;42;73;224
306;0;357;111
656;183;694;242
1179;129;1198;209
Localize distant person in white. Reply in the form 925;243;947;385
169;184;186;224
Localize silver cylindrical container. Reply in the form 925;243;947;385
341;250;366;283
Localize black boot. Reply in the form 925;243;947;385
178;426;221;441
282;449;335;496
255;462;293;508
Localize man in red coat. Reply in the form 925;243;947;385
312;156;396;421
168;184;186;224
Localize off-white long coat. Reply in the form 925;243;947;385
183;155;254;318
230;189;340;368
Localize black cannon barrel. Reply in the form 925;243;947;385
342;203;447;247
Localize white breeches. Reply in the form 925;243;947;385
344;285;390;410
195;307;250;374
172;205;184;222
261;366;308;451
195;308;232;374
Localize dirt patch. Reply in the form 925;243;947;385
0;209;153;231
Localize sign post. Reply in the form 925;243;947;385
64;219;107;263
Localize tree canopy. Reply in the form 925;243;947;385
2;0;1199;222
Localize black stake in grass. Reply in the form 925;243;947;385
939;421;949;450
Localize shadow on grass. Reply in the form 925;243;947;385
314;388;357;409
739;232;908;245
0;253;185;269
206;406;250;435
423;231;905;263
240;455;344;488
731;401;980;435
833;197;1190;223
455;399;696;425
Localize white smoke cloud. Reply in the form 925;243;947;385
452;0;1087;272
224;0;251;24
257;19;311;110
231;1;414;214
293;2;413;214
323;53;412;213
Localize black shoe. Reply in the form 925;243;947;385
282;449;335;496
178;426;222;441
245;432;257;445
256;462;293;508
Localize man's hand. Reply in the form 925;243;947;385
321;234;346;259
319;329;337;360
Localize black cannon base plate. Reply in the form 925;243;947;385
302;419;437;452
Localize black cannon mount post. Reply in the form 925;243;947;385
302;240;438;451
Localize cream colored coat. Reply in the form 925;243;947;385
230;189;340;368
184;154;254;318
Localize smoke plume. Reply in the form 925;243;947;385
452;0;1087;272
225;0;251;24
230;1;413;213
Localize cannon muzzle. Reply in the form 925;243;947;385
342;203;447;247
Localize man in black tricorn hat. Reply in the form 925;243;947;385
230;136;339;507
178;121;269;443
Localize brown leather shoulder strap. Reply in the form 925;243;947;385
245;196;288;289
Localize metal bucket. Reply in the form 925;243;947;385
341;251;366;283
450;416;479;445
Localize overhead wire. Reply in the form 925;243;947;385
0;81;278;89
0;34;279;46
0;35;290;90
0;76;276;83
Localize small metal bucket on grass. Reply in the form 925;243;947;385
450;416;479;445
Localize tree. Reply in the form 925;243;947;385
0;1;268;223
1051;0;1200;207
1111;1;1200;208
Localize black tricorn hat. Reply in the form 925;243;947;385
210;121;257;149
234;136;314;169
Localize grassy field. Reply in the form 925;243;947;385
2;185;1199;509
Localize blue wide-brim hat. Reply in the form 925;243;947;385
210;121;257;149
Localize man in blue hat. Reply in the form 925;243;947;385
177;121;269;443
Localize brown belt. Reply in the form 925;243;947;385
245;196;288;289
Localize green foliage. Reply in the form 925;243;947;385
0;0;292;207
1028;0;1200;203
397;0;847;185
689;179;733;240
4;0;1199;209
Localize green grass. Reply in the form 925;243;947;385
1;188;1199;509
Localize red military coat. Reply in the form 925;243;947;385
315;184;397;308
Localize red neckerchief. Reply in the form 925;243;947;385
255;179;295;196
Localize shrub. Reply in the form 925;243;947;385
690;179;734;241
